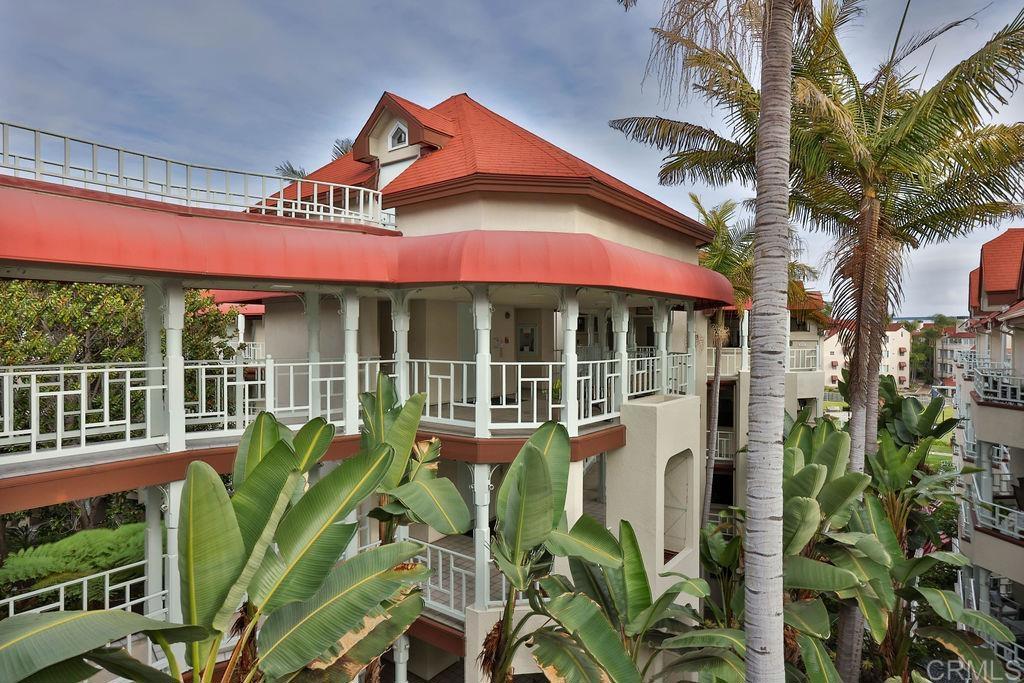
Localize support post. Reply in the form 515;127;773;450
978;441;994;503
740;309;750;372
143;283;168;442
390;292;411;401
685;301;697;395
472;463;491;609
565;460;584;526
561;289;580;436
164;282;185;451
164;481;184;627
472;287;492;438
341;289;360;435
654;300;669;395
393;635;410;683
264;356;276;414
612;294;630;408
305;291;321;419
142;486;164;618
978;567;992;616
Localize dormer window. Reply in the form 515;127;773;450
388;122;408;150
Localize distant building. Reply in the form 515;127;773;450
822;322;912;389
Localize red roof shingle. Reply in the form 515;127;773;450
980;228;1024;294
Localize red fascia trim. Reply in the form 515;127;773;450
0;179;734;307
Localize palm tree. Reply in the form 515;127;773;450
613;2;1024;678
615;3;805;676
275;136;354;180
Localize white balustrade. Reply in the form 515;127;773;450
631;345;657;358
977;369;1024;407
626;355;661;398
789;346;820;371
416;542;474;620
0;364;167;463
490;361;564;429
708;429;735;460
706;347;742;377
357;358;397;395
667;352;692;395
972;492;1024;540
240;342;265;361
0;121;388;227
408;359;475;428
577;359;621;425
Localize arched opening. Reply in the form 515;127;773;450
663;448;693;563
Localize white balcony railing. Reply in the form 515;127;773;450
977;369;1024;408
0;121;388;227
0;364;168;462
706;347;742;377
708;429;735;460
972;491;1024;541
239;342;265;361
416;542;475;621
789;347;820;371
1;353;695;464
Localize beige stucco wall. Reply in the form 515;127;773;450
263;297;381;360
962;532;1024;587
974;402;1024;451
395;192;700;264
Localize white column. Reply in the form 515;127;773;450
565;460;585;526
612;295;630;408
598;310;609;358
264;355;276;414
686;302;697;395
164;282;185;451
978;440;994;502
393;634;410;683
143;283;167;441
164;480;184;627
472;287;492;438
390;292;411;401
305;291;321;419
785;310;792;372
343;508;360;560
561;289;580;437
472;463;491;610
654;300;669;395
978;567;992;616
142;486;164;618
341;289;360;435
740;309;750;373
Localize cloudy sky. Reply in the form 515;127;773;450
2;1;1021;317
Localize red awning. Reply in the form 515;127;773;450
0;175;733;308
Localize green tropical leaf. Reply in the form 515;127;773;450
500;446;554;553
784;598;830;639
0;611;206;683
916;587;964;622
530;630;608;683
818;472;871;526
661;628;746;655
390;477;471;535
784;464;828;501
798;634;842;682
917;627;1009;683
179;460;245;664
613;520;652;624
783;446;805;479
85;647;181;682
861;494;902;561
249;444;393;611
380;393;426;490
890;551;968;584
233;411;283;488
811;431;851;481
852;585;889;643
257;541;428;679
543;592;643;683
497;422;571;529
783;497;821;555
960;609;1015;643
783;556;859;591
659;647;745;682
292;417;336;473
546;514;623;567
20;658;99;683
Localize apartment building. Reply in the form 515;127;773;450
934;322;976;381
0;94;741;682
822;322;912;389
953;228;1024;672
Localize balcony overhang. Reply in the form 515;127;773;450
0;174;733;307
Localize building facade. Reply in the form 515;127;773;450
953;228;1024;673
822;322;912;389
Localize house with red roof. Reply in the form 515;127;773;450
821;321;913;389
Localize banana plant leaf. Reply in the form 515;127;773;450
783;556;859;591
530;629;608;683
499;446;554;554
389;476;471;535
782;497;820;555
784;598;830;639
545;514;622;568
497;422;571;530
917;627;1009;683
292;417;336;473
543;592;643;683
233;411;285;488
797;634;841;682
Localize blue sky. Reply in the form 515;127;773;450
2;0;1021;316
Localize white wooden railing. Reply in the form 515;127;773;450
667;352;692;395
626;355;660;398
409;359;475;428
706;348;742;377
789;347;820;371
491;361;564;429
240;342;265;361
976;369;1024;408
0;364;167;463
972;491;1024;541
577;359;621;425
416;542;475;621
0;121;388;227
708;429;735;460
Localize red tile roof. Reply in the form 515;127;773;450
303;92;711;242
969;267;980;311
998;298;1024;323
980;228;1024;294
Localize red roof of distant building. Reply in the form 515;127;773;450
980;228;1024;295
942;377;956;387
303;92;712;243
217;302;265;316
998;298;1024;323
969;267;981;311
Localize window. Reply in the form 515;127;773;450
388;122;408;150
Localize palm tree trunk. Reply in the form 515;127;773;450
702;312;724;525
744;1;794;679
